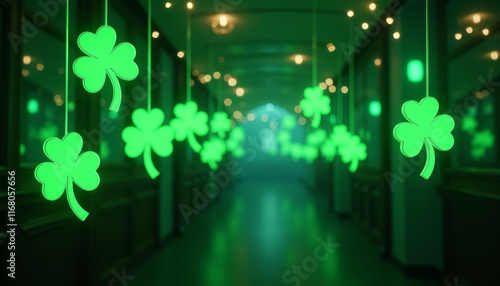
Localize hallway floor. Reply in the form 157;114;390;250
132;181;440;286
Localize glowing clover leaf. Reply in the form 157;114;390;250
300;86;331;128
73;26;139;112
320;139;336;162
226;126;245;158
331;125;351;146
210;112;232;138
170;101;209;153
338;134;367;173
201;137;227;170
393;97;455;179
461;116;477;134
306;129;327;146
34;132;100;221
471;130;495;159
302;145;319;164
290;143;303;161
282;115;297;130
122;108;174;179
277;130;292;156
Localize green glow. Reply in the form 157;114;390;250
338;134;367;172
461;116;477;134
302;145;319;164
109;110;118;119
100;140;110;160
226;127;245;158
27;99;39;114
68;101;75;112
39;122;59;141
331;125;350;146
306;129;327;146
34;132;100;221
20;143;26;156
122;108;174;179
471;130;495;160
282;115;297;130
320;139;336;161
289;143;302;161
300;86;331;128
407;60;424;83
170;101;209;153
210;112;232;138
369;100;381;117
393;97;455;179
73;26;139;112
201;137;227;170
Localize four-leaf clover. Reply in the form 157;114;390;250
201;137;227;170
393;97;455;179
300;86;331;128
73;26;139;112
210;112;232;138
122;108;174;179
35;132;100;221
170;101;209;153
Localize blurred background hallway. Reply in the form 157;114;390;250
1;0;500;285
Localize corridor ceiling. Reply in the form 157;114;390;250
141;0;391;114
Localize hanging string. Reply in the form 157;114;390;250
208;39;215;112
312;0;318;86
336;51;343;125
65;0;69;134
425;0;429;97
186;6;192;102
147;0;151;110
105;0;108;26
348;16;355;132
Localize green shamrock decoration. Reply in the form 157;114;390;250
306;129;327;146
302;145;319;164
393;97;455;179
471;130;495;160
338;134;367;172
320;139;336;162
300;86;331;128
34;132;100;221
210;112;232;138
277;130;292;156
73;26;139;112
289;143;303;161
226;127;245;158
122;108;174;179
201;137;227;170
331;125;351;146
170;101;209;153
461;115;477;134
282;115;297;130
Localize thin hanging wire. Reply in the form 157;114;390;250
336;51;343;125
312;0;318;86
105;0;108;26
65;0;69;134
425;0;429;97
186;6;192;102
349;16;355;132
147;0;151;110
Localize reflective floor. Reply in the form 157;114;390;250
132;180;440;286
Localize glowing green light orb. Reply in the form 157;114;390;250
27;99;39;114
407;60;424;83
369;100;381;117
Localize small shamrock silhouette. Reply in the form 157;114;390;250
277;130;292;156
226;127;246;158
170;101;209;153
393;97;455;179
282;115;297;130
320;139;336;162
201;137;227;170
34;132;100;221
73;26;139;112
306;129;327;146
300;86;331;128
338;134;367;172
471;130;495;159
302;145;319;164
210;112;232;138
122;108;174;179
331;125;351;146
289;143;303;161
461;115;477;134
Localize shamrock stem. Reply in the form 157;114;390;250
349;158;359;173
144;143;160;179
187;133;202;153
107;69;122;113
209;161;218;170
311;112;321;128
420;138;435;179
66;179;89;221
